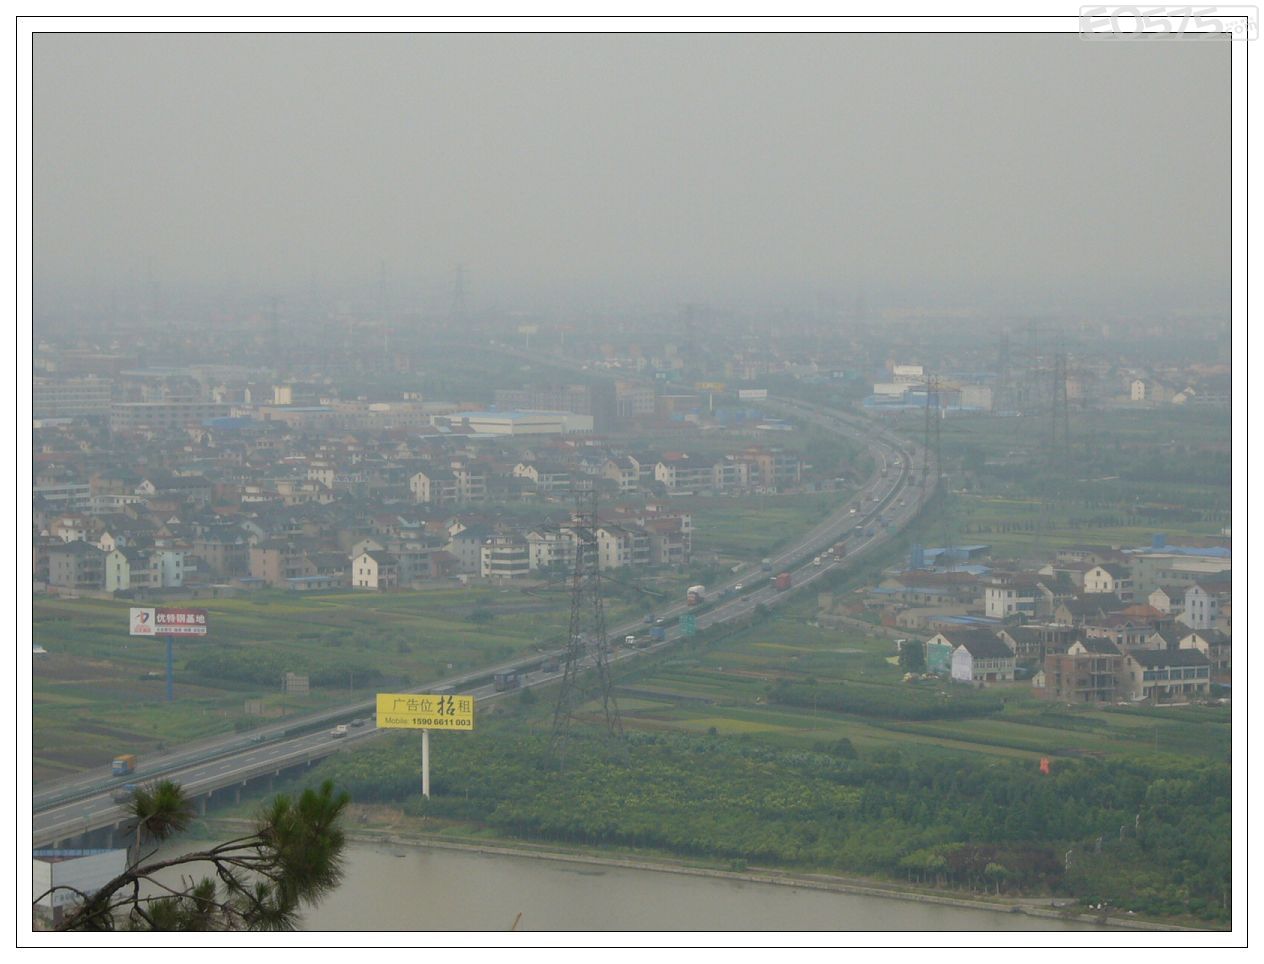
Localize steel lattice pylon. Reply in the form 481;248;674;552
1032;349;1072;559
550;489;622;765
919;373;952;568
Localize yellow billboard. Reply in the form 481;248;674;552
376;693;475;730
695;381;726;392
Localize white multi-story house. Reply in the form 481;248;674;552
450;461;488;503
350;550;399;590
595;525;636;570
1083;564;1133;600
711;458;751;493
410;468;459;504
480;535;530;579
601;457;639;493
983;575;1040;620
103;546;148;592
150;549;187;589
512;462;573;493
1182;580;1231;630
655;457;715;494
445;525;489;574
526;526;579;572
949;632;1017;687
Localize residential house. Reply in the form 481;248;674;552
601;457;639;493
1120;649;1211;703
1041;638;1123;703
655;457;715;494
642;516;690;566
626;454;660;487
103;546;146;592
526;525;579;573
410;468;460;505
596;524;650;570
350;550;400;590
740;447;803;489
1181;580;1231;630
711;458;751;493
982;574;1040;620
249;540;318;588
147;547;187;588
480;534;530;580
512;462;574;494
450;461;488;503
1083;564;1133;600
49;514;95;544
1037;560;1094;590
1142;627;1185;652
48;541;105;590
1082;614;1158;655
948;631;1017;687
446;525;491;574
1053;594;1125;626
192;527;251;578
386;535;446;585
1147;586;1185;616
1179;629;1231;679
996;623;1077;664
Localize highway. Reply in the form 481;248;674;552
33;393;933;848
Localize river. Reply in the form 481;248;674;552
297;841;1118;932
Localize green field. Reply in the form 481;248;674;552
596;614;1230;767
677;492;848;560
32;585;627;782
883;405;1230;557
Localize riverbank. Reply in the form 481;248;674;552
201;812;1204;933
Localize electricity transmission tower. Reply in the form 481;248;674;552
1031;344;1072;558
919;374;953;568
920;374;940;491
550;490;623;765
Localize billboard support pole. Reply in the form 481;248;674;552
166;636;174;702
421;729;430;799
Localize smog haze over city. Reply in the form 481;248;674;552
35;31;1228;319
24;19;1241;942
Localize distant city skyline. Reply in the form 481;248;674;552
34;32;1229;318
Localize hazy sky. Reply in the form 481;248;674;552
33;32;1229;311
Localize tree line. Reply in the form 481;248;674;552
307;725;1230;923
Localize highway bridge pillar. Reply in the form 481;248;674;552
234;786;241;805
198;795;208;816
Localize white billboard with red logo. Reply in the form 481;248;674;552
129;608;156;636
129;607;208;636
